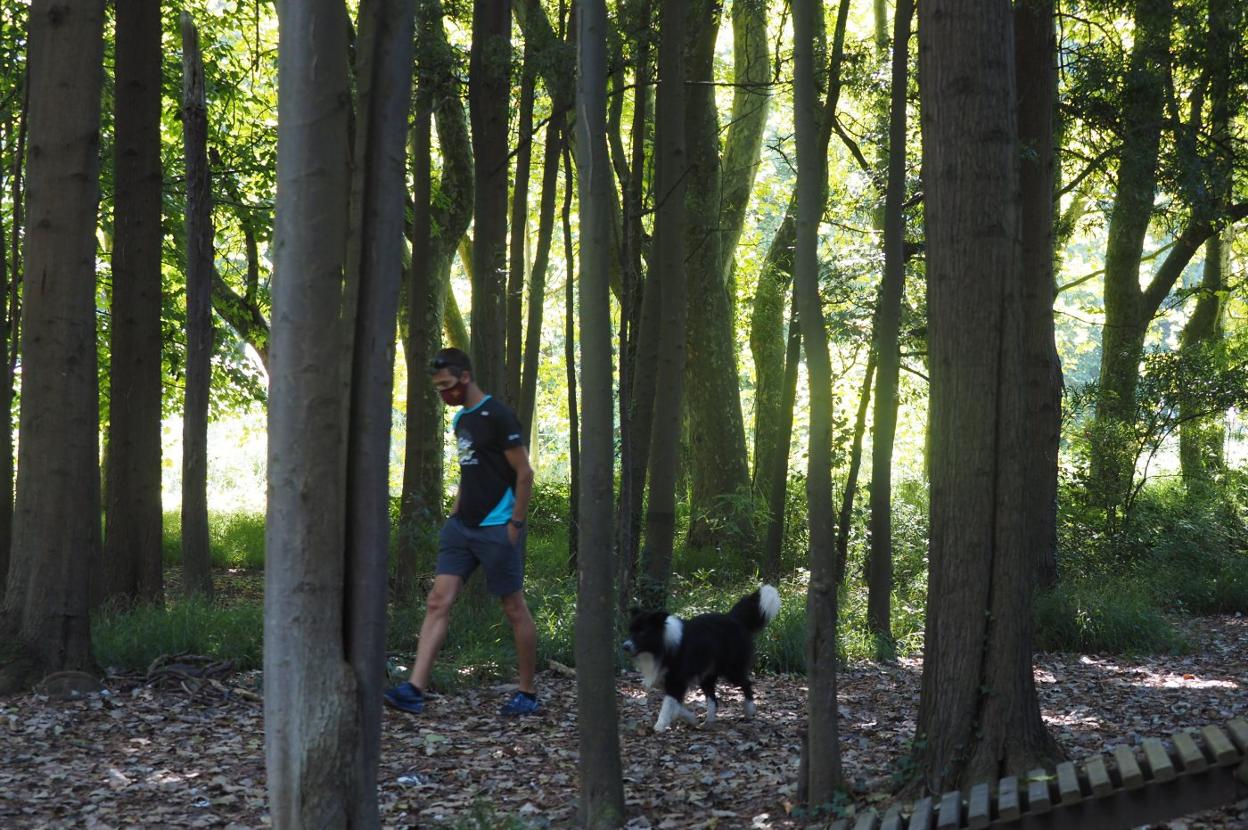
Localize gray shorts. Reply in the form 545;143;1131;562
436;516;526;597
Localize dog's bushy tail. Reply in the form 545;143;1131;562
729;585;781;634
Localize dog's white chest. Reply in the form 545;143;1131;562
635;653;666;689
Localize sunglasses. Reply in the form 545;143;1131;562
427;357;467;376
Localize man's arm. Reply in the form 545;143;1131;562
504;446;535;538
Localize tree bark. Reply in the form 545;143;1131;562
506;55;534;407
105;0;164;607
0;0;105;693
915;0;1059;791
180;13;215;600
342;0;414;820
397;0;474;596
683;0;752;549
0;118;12;595
639;0;687;609
519;120;563;441
866;0;914;655
574;2;626;822
469;0;511;393
793;0;842;802
762;288;802;583
1016;0;1062;588
563;144;580;572
1088;0;1171;515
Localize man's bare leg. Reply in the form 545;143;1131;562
500;590;537;694
409;574;463;690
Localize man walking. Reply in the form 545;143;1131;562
384;348;541;716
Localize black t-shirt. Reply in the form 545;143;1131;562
452;395;526;528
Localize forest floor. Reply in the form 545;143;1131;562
2;614;1247;829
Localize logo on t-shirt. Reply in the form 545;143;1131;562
457;433;478;466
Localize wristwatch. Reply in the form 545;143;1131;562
509;519;526;529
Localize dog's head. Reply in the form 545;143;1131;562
622;609;684;658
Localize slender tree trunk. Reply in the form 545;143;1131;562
915;0;1059;791
563;144;580;572
615;3;654;611
794;0;841;802
1178;0;1235;486
1089;0;1171;516
342;0;414;820
8;72;26;387
638;0;687;609
762;289;801;583
0;120;11;596
105;0;164;607
0;0;105;693
1016;0;1062;588
835;344;875;586
506;56;534;407
866;0;914;656
180;14;214;600
683;0;752;550
519;120;563;439
397;0;473;594
574;3;625;822
469;0;511;392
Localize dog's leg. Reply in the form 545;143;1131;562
654;695;683;732
678;703;698;725
741;678;756;719
700;680;719;726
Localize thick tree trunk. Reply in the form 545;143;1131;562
469;0;511;392
1089;0;1171;515
915;0;1059;791
1016;0;1062;588
793;0;842;802
342;0;414;820
180;14;214;600
105;0;164;607
505;57;534;407
683;0;752;549
639;0;687;609
0;0;105;693
265;0;367;822
866;0;913;655
574;3;625;822
397;0;474;596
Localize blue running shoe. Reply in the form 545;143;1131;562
499;690;541;716
383;681;424;714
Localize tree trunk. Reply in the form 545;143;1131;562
469;0;511;393
8;74;27;388
574;3;625;823
342;0;414;820
105;0;164;607
0;0;105;693
505;55;534;407
793;0;842;802
397;0;474;597
519;120;563;439
762;289;801;583
1089;0;1171;516
683;0;752;550
835;344;875;586
563;144;580;572
0;120;11;596
1178;0;1235;486
639;0;687;609
179;13;214;600
1016;0;1062;588
915;0;1059;791
866;0;913;656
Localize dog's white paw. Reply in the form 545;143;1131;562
743;700;757;720
704;699;717;725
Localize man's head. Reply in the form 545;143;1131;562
428;347;474;406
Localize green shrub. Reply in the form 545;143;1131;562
93;597;264;672
1033;579;1187;655
162;510;266;570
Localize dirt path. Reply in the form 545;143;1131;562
2;616;1246;829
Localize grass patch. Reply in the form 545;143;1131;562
162;510;266;570
93;596;264;672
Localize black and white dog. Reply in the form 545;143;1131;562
623;585;781;731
